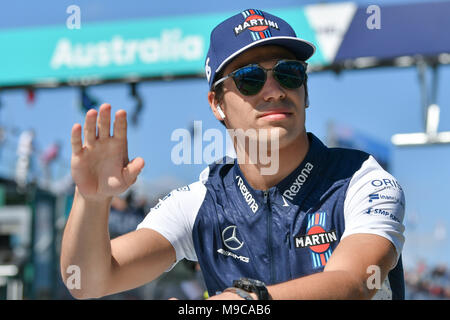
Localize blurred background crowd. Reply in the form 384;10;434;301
404;261;450;300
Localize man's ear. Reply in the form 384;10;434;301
208;91;225;121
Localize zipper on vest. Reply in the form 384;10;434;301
264;190;275;284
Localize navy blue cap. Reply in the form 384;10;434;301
205;9;316;89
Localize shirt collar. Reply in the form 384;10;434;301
276;132;327;202
230;132;328;210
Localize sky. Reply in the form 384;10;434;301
0;0;449;269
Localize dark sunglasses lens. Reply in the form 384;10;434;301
233;66;266;95
274;61;306;89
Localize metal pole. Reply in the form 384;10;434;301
416;58;429;133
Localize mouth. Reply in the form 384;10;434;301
258;109;293;121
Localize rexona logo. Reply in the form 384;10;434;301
283;162;314;201
50;29;204;69
236;175;258;213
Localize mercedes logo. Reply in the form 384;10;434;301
222;225;244;251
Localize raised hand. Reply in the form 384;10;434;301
70;103;145;201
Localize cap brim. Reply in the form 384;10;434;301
215;36;316;76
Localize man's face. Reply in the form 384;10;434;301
210;45;307;149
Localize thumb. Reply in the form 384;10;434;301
122;157;145;186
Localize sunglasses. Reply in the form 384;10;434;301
213;60;307;96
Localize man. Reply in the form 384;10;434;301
61;9;405;300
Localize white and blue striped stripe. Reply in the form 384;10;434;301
311;252;320;268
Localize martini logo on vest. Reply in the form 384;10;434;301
294;212;336;268
234;9;279;40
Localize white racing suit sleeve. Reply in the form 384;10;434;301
342;156;406;263
342;156;405;300
136;180;207;270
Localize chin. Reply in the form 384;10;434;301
276;127;306;148
255;127;294;149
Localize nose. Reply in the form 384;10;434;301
260;71;286;102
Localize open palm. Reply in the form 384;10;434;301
71;103;145;201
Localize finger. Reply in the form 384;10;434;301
71;123;83;155
84;109;98;147
97;103;111;140
122;157;145;186
113;109;127;141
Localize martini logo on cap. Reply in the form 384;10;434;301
234;9;279;40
